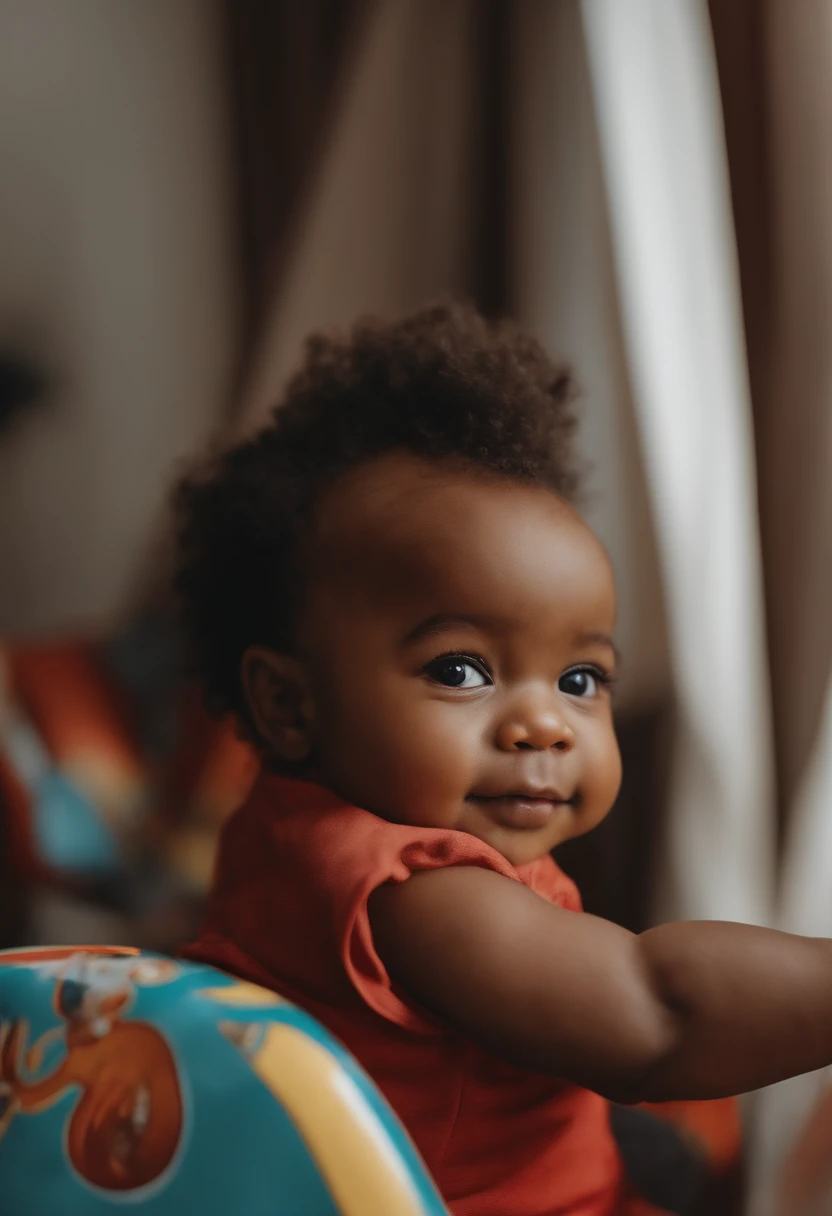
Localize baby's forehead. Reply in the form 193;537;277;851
305;454;614;624
312;452;576;539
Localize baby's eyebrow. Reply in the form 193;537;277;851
402;613;512;647
573;630;620;662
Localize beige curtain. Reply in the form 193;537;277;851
716;3;832;1209
235;0;488;435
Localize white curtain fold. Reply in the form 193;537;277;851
580;0;775;929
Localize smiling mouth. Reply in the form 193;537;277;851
467;792;578;831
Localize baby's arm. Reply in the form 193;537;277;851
369;866;832;1103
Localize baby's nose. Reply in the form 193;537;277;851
496;700;576;752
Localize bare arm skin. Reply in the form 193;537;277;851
369;867;832;1104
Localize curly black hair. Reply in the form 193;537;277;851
173;302;579;733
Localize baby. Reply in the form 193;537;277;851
178;305;832;1215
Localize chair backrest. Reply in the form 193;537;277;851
0;945;450;1216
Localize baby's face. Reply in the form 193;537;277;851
293;452;621;867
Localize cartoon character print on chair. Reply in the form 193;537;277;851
0;947;184;1192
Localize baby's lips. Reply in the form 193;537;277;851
467;786;575;804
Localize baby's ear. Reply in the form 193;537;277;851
240;647;314;762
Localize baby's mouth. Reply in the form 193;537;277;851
466;790;578;831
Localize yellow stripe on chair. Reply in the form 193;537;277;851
249;1023;427;1216
197;982;287;1008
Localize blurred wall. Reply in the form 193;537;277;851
0;0;239;638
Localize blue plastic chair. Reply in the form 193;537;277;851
0;946;449;1215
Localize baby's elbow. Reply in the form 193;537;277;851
590;1010;680;1106
596;1067;661;1107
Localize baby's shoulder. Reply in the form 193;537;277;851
518;854;583;911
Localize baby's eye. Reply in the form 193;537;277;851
424;655;491;689
558;668;603;698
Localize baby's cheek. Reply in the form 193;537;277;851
386;704;481;800
582;722;622;817
391;705;475;780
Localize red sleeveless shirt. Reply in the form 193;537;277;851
184;774;660;1216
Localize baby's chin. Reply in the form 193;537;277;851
453;802;578;868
